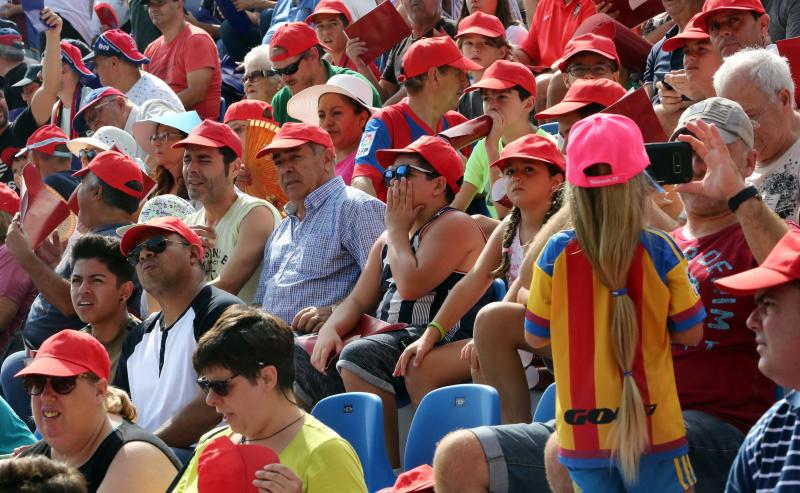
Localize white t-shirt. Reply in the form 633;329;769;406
747;136;800;221
126;72;185;111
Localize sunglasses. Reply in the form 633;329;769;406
79;148;97;162
243;69;275;83
383;163;435;187
127;235;190;266
23;374;90;396
197;375;239;397
270;52;310;77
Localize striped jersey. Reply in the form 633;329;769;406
525;228;706;467
726;391;800;493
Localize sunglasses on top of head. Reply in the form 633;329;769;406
126;235;190;266
383;163;435;187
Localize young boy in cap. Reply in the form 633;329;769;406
268;22;381;124
452;60;553;219
352;36;479;202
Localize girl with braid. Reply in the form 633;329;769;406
394;134;564;407
525;114;705;492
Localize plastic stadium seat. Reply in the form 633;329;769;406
403;384;500;471
539;122;559;136
312;392;396;492
533;382;556;423
492;278;507;301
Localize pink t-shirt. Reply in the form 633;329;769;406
335;150;356;185
143;23;222;121
0;245;36;348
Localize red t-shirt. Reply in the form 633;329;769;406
520;0;596;67
671;222;776;433
143;23;222;120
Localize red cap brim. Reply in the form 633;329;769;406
714;267;795;296
172;134;226;150
456;26;505;39
256;138;312;158
15;356;91;378
465;77;515;93
557;48;618;72
535;100;592;119
662;31;710;52
450;56;485;74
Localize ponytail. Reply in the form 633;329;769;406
105;386;138;423
568;164;648;485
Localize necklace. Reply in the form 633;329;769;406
239;413;305;444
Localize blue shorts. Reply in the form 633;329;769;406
568;454;697;493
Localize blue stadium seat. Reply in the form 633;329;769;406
219;97;227;122
533;382;556;423
492;278;507;301
539;122;559;136
312;392;396;492
403;384;500;470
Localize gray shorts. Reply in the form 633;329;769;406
471;410;744;493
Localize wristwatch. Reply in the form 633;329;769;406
727;185;760;213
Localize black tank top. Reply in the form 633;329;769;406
20;420;181;493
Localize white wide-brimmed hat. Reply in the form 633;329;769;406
287;73;378;125
68;126;138;160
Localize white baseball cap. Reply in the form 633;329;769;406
287;74;377;125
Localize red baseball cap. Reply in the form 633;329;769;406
0;182;20;214
464;60;536;97
119;216;203;258
197;437;280;493
378;464;436;493
556;33;621;72
15;330;111;380
270;22;319;62
400;36;483;82
535;78;626;119
376;135;464;193
173;119;243;159
491;134;566;171
456;12;506;40
223;100;274;124
1;146;20;165
714;230;800;295
573;14;652;75
695;0;766;33
72;87;127;135
0;28;23;50
663;14;711;52
17;124;71;158
305;0;352;25
73;150;147;199
90;29;149;65
61;40;95;78
256;122;333;157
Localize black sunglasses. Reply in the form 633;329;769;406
271;52;310;77
23;374;88;396
79;148;97;162
197;375;239;397
243;69;275;83
383;163;435;187
127;235;190;266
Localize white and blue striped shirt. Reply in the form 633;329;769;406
254;176;385;324
727;390;800;493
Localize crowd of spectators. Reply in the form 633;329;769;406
0;0;796;491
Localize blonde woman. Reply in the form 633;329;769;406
524;114;705;491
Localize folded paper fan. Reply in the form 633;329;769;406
242;119;287;211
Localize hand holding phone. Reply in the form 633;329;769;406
645;142;693;185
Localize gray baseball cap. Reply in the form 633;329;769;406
670;97;754;149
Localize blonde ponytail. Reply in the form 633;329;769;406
105;386;138;423
568;164;648;485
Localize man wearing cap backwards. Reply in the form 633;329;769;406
694;0;772;58
268;22;381;125
88;29;183;110
1;150;146;423
710;230;800;492
351;36;478;202
432;97;793;493
253;122;385;331
175;120;281;303
114;216;242;450
0;27;27;111
714;48;800;222
142;0;222;120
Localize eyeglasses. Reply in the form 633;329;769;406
243;69;275;83
271;52;310;77
79;148;97;162
197;375;239;397
127;235;190;266
383;163;435;187
83;98;117;130
149;132;184;144
23;374;90;396
566;63;615;78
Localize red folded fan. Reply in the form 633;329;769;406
297;314;408;367
344;1;411;65
777;37;800;108
19;164;72;248
437;115;493;151
601;86;667;143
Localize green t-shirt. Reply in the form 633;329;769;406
272;61;382;124
463;128;555;218
171;414;368;493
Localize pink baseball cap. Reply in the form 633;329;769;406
566;113;649;188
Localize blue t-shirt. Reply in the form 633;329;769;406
643;25;684;104
726;391;800;493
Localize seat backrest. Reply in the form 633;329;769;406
492;278;507;301
312;392;396;492
539;122;559;136
533;382;557;423
403;384;500;471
